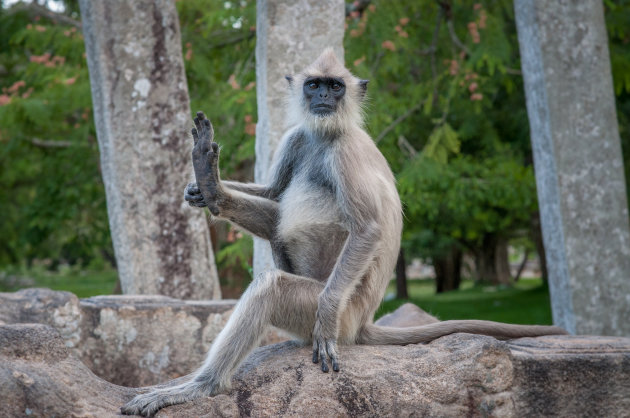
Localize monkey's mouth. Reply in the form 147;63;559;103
311;105;334;115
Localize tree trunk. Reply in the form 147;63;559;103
514;248;530;282
516;0;630;335
530;212;548;283
254;0;345;277
395;248;408;299
79;0;220;299
434;246;462;293
475;234;512;285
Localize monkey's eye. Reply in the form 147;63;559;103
331;82;342;91
308;82;318;90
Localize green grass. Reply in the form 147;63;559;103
0;266;118;298
375;278;553;325
1;265;552;326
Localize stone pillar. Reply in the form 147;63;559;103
515;1;630;335
254;0;345;275
79;0;221;299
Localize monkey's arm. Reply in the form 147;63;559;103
186;181;274;204
311;162;384;372
189;112;279;240
185;120;298;205
221;181;271;198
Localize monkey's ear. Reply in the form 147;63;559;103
285;75;294;86
358;79;369;99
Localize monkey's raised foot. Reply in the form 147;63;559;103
191;111;222;216
120;382;213;417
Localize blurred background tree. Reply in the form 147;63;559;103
1;0;629;299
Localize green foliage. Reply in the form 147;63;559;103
178;0;257;175
177;0;258;280
0;1;259;277
1;0;630;294
216;233;253;277
422;123;460;164
0;5;109;266
344;1;536;264
398;154;536;258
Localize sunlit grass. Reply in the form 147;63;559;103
376;278;553;325
0;265;118;298
1;266;553;326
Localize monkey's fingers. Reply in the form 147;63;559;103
312;340;319;364
185;182;201;195
194;111;206;132
326;340;340;372
319;341;329;373
191;128;199;145
208;204;220;216
313;338;339;373
193;111;215;145
207;143;221;180
185;193;205;206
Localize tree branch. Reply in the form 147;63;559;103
375;100;426;144
505;67;522;76
29;138;77;148
446;19;470;56
9;3;82;29
210;32;256;49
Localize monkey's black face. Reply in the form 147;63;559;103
303;77;345;116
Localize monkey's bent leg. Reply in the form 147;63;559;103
121;270;323;417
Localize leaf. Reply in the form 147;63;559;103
422;123;460;164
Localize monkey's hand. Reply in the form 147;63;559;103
191;111;224;216
311;306;340;373
184;182;206;207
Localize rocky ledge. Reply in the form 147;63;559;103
1;289;629;417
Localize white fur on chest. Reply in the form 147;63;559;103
277;173;345;240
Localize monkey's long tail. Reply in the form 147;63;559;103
357;321;568;345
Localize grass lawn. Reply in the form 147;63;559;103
375;278;554;325
0;266;118;299
1;266;553;326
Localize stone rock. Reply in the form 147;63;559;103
508;336;630;417
374;302;439;327
0;289;288;386
79;295;237;387
0;288;83;348
2;323;630;417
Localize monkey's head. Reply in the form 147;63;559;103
286;48;368;134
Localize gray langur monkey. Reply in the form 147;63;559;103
122;49;567;416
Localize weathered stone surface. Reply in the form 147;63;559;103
79;295;236;387
79;0;221;299
0;288;290;387
3;323;629;417
253;0;345;276
374;302;439;327
515;0;630;335
1;324;133;418
0;288;82;348
508;336;630;417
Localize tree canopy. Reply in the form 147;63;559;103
1;0;630;291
